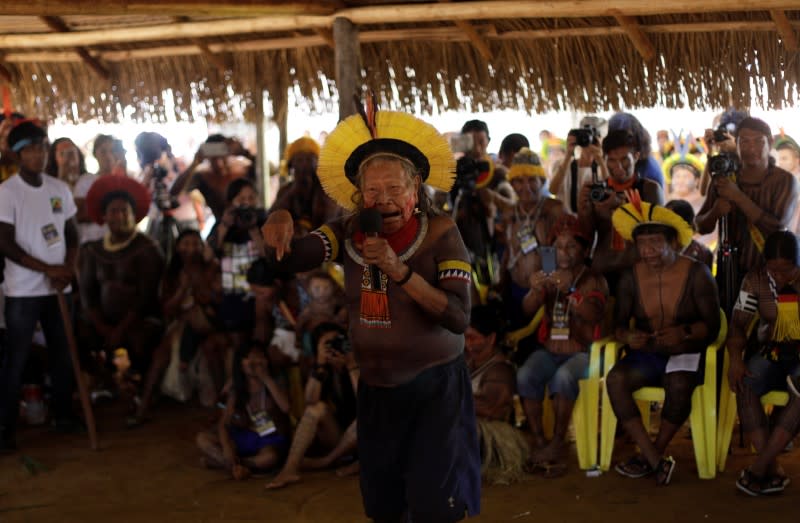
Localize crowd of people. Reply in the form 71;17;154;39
1;102;800;522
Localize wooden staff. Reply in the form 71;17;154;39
56;289;98;450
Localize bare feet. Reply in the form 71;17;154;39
531;439;566;464
265;470;301;490
336;461;360;477
232;464;252;481
301;456;332;470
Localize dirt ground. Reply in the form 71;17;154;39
1;401;799;523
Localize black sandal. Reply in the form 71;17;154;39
655;456;676;486
736;468;768;496
614;454;654;478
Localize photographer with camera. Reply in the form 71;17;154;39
208;178;267;340
550;119;607;214
696;118;798;308
172;134;256;223
577;131;664;293
452;120;506;302
266;321;359;489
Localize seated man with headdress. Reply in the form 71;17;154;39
606;198;720;486
271;137;341;236
516;215;608;477
664;200;713;270
728;231;800;496
262;99;480;522
465;302;528;485
79;176;165;383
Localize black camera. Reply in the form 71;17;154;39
327;333;350;354
235;206;258;228
453;156;490;193
589;181;610;202
713;123;736;143
708;152;740;178
568;126;600;148
152;163;179;212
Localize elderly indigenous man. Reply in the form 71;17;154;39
270;137;341;236
0;121;80;451
262;101;480;522
696;117;798;304
578;130;664;293
727;231;800;496
79;175;165;378
464;302;528;485
516;215;608;476
606;198;720;485
500;148;565;330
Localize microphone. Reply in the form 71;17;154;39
359;208;384;290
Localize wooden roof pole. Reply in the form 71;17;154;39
439;0;493;61
5;2;800;49
6;20;800;64
39;16;110;80
770;10;799;51
613;12;657;61
173;16;231;73
314;28;336;49
333;17;360;121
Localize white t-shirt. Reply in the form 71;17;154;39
555;162;594;214
0;174;77;297
73;173;107;244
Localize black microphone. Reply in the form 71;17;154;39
359;208;384;290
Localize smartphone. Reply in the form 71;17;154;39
200;142;229;158
540;246;557;274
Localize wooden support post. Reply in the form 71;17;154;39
255;85;269;207
771;10;799;51
613;12;657;61
333;17;360;121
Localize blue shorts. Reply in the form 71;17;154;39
228;426;287;458
357;355;481;523
517;350;589;401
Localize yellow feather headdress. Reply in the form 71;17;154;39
507;147;546;180
317;94;455;211
611;191;694;249
280;137;321;177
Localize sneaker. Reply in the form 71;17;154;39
787;375;800;399
614;454;654;478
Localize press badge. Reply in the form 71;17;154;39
516;225;538;254
41;223;61;247
550;301;570;341
249;409;276;437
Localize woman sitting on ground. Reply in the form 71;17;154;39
132;229;221;426
196;342;291;480
266;322;359;489
730;231;800;496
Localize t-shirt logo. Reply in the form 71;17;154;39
51;197;63;213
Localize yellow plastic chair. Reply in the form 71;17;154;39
506;306;606;470
600;310;728;479
716;375;790;472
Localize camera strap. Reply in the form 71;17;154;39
569;160;598;212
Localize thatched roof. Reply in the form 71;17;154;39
1;1;799;123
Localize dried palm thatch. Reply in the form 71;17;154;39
1;7;798;123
